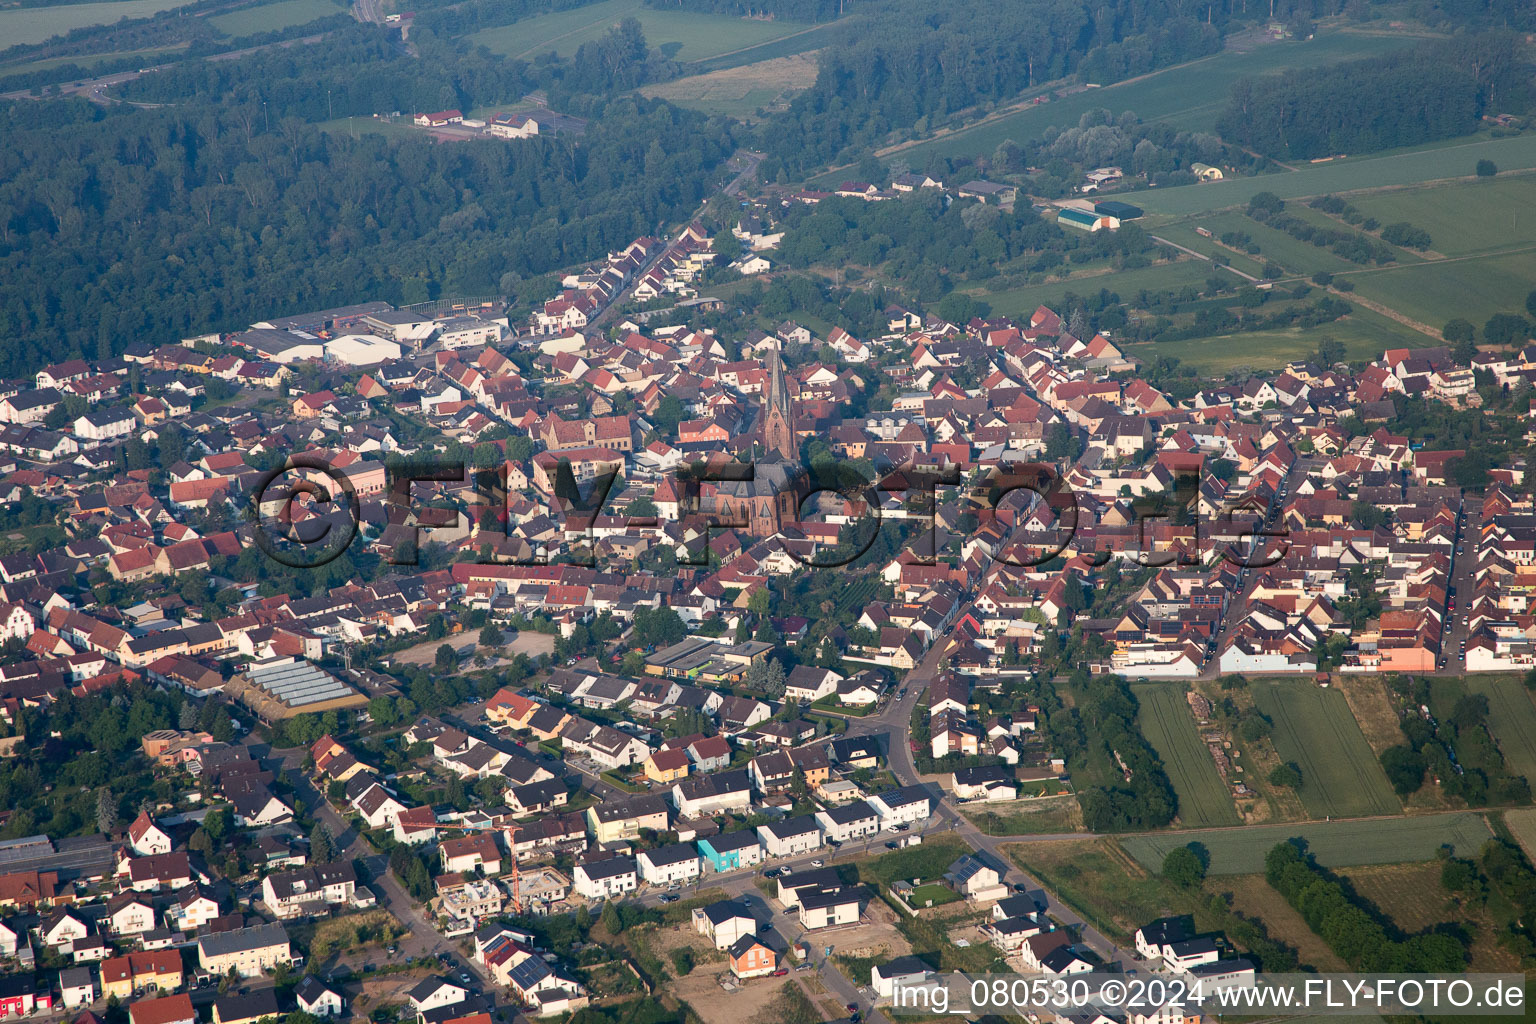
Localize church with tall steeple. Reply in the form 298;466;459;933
761;345;798;460
703;344;804;540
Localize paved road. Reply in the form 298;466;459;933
829;617;1147;972
592;149;764;327
247;741;500;1001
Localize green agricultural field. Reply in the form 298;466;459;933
1178;208;1362;276
469;0;812;62
963;257;1214;320
1120;810;1493;875
209;0;343;36
1128;305;1414;374
0;0;199;47
1346;175;1536;258
1339;245;1536;329
1133;684;1239;827
1251;679;1401;819
1469;677;1536;785
895;31;1410;165
1121;133;1536;216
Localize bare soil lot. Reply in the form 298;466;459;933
390;628;554;669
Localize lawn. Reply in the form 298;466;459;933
895;30;1411;164
1118;810;1494;875
0;0;200;46
1120;133;1536;216
209;0;343;36
468;0;813;62
907;883;960;907
1250;679;1400;819
856;833;969;888
1337;861;1520;971
1133;684;1239;828
1468;676;1536;785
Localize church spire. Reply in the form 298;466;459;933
763;345;797;460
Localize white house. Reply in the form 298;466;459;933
407;978;468;1015
757;815;822;858
353;784;408;829
573;857;638;899
692;900;756;950
295;977;345;1017
868;786;932;829
58;967;95;1009
637;843;701;886
799;886;864;930
872;956;932;999
74;409;135;442
106;894;156;936
815;800;880;843
127;812;172;856
784;666;840;702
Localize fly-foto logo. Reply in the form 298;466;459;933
247;454;1289;571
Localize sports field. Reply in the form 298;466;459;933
892;31;1410;165
1133;684;1238;828
1121;134;1536;216
1250;679;1400;819
469;0;813;62
1468;676;1536;785
209;0;342;36
1120;811;1493;875
0;0;197;47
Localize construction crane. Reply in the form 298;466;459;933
431;819;524;914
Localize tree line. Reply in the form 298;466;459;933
1265;841;1468;971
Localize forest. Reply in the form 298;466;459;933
752;0;1223;178
1217;34;1528;159
0;24;733;377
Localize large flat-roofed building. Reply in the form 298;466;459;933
239;657;367;719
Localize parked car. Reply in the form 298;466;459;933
772;967;789;976
658;893;679;904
